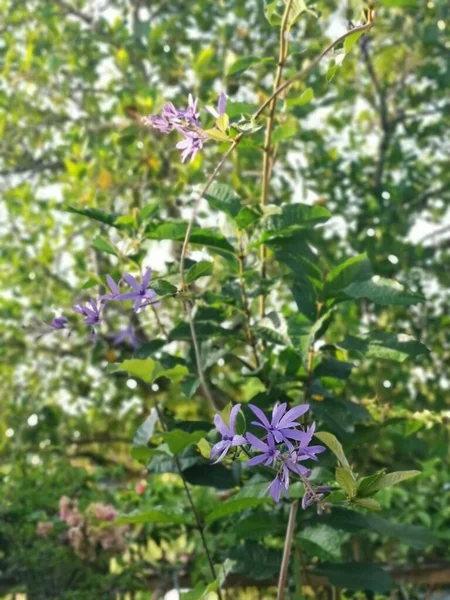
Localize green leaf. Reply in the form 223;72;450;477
154;364;189;383
229;543;281;580
115;508;189;526
343;276;426;306
92;235;118;256
271;123;298;143
288;310;335;365
162;429;205;455
151;279;177;296
204;128;232;142
131;408;159;463
186;260;213;284
357;471;386;497
146;221;236;255
286;87;314;108
117;358;155;383
353;498;382;511
362;470;420;494
216;113;229;132
365;514;437;549
197;438;211;459
314;431;349;467
326;63;339;82
314;356;353;380
324;253;372;299
183;464;237;489
117;359;188;384
344;30;365;55
235;206;262;229
66;206;123;228
262;203;331;239
299;525;342;561
205;498;264;524
264;0;281;24
227;55;274;77
338;332;430;362
255;326;288;345
314;562;392;593
336;466;357;497
205;182;241;218
287;0;317;28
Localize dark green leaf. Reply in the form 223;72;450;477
343;276;426;305
205;182;241;218
314;562;392;593
338;332;430;362
205;498;264;524
324;254;372;299
92;236;118;256
186;260;213;284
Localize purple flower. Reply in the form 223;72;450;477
100;275;121;302
205;92;227;118
112;325;138;348
296;423;326;461
267;475;289;503
282;452;311;482
248;402;309;445
142;94;207;162
51;316;68;330
210;404;247;463
176;130;206;163
72;299;103;326
117;268;158;312
245;433;280;467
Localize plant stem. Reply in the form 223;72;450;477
253;20;374;121
153;401;222;597
177;17;374;409
184;299;217;410
179;138;241;290
259;0;294;318
237;231;260;369
277;500;299;600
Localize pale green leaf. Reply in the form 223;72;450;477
314;431;349;467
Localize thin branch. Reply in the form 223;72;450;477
153;402;222;598
259;0;294;318
277;500;299;600
237;231;260;369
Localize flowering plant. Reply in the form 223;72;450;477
24;4;436;598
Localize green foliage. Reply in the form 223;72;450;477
1;0;448;597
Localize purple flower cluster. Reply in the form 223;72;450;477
36;268;158;347
142;93;227;163
210;402;326;506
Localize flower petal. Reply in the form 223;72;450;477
246;454;267;467
248;404;270;427
246;432;268;452
214;413;231;437
142;268;152;289
278;404;309;427
123;273;141;292
231;435;247;446
212;443;231;464
218;92;227;116
271;402;287;426
228;403;241;434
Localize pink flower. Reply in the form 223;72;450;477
36;521;54;537
136;481;146;495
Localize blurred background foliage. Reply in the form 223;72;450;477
0;0;449;598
